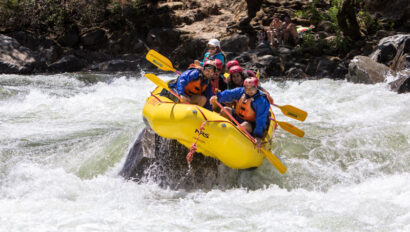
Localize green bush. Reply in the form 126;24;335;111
0;0;146;35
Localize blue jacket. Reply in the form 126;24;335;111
170;69;213;110
216;87;270;138
201;52;225;66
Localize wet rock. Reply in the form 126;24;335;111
88;59;141;72
315;57;338;78
35;39;63;65
120;127;238;190
346;56;394;84
0;34;38;74
286;67;309;79
389;76;410;94
391;36;410;72
48;55;85;73
8;31;40;51
370;34;410;65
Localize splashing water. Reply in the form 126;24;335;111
0;72;409;231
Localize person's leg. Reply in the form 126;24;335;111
241;121;253;134
220;107;233;119
190;95;207;106
290;24;299;43
266;30;274;46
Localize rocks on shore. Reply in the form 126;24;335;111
347;34;410;93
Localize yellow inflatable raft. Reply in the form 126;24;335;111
142;85;278;169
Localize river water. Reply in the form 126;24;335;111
0;72;409;231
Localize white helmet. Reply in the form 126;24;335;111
208;38;220;47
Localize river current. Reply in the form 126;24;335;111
0;72;409;231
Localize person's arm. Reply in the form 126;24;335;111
252;97;270;138
200;52;210;66
216;87;244;103
215;53;225;66
176;69;199;96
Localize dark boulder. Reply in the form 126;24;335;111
389;76;410;94
221;34;250;53
0;34;38;74
48;55;85;73
88;59;141;72
370;34;410;65
58;24;80;48
81;29;108;51
120;127;238;190
346;56;393;84
146;28;180;52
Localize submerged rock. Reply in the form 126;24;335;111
120;127;239;190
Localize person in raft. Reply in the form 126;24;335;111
210;59;228;94
194;38;226;67
170;60;216;109
209;77;271;146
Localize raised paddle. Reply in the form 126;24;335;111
146;49;182;75
146;50;307;122
270;118;305;138
214;100;287;174
144;73;182;102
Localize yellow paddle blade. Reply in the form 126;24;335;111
262;149;286;174
146;49;176;72
277;121;305;138
144;73;170;91
256;69;260;79
276;104;308;122
224;72;230;79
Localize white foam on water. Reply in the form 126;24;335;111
1;73;409;231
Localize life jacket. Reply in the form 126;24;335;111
235;94;256;122
184;74;208;96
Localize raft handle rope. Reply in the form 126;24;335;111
186;121;207;163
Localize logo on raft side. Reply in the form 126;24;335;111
195;129;209;138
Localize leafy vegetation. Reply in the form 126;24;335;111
0;0;147;36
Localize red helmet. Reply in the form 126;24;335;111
214;59;223;71
203;60;216;70
243;77;259;87
226;60;239;69
229;65;243;74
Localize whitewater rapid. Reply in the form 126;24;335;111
0;72;409;231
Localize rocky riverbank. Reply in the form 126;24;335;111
1;0;409;92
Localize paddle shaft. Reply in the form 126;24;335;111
215;101;256;143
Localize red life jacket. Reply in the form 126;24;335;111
185;78;208;96
235;94;256;122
